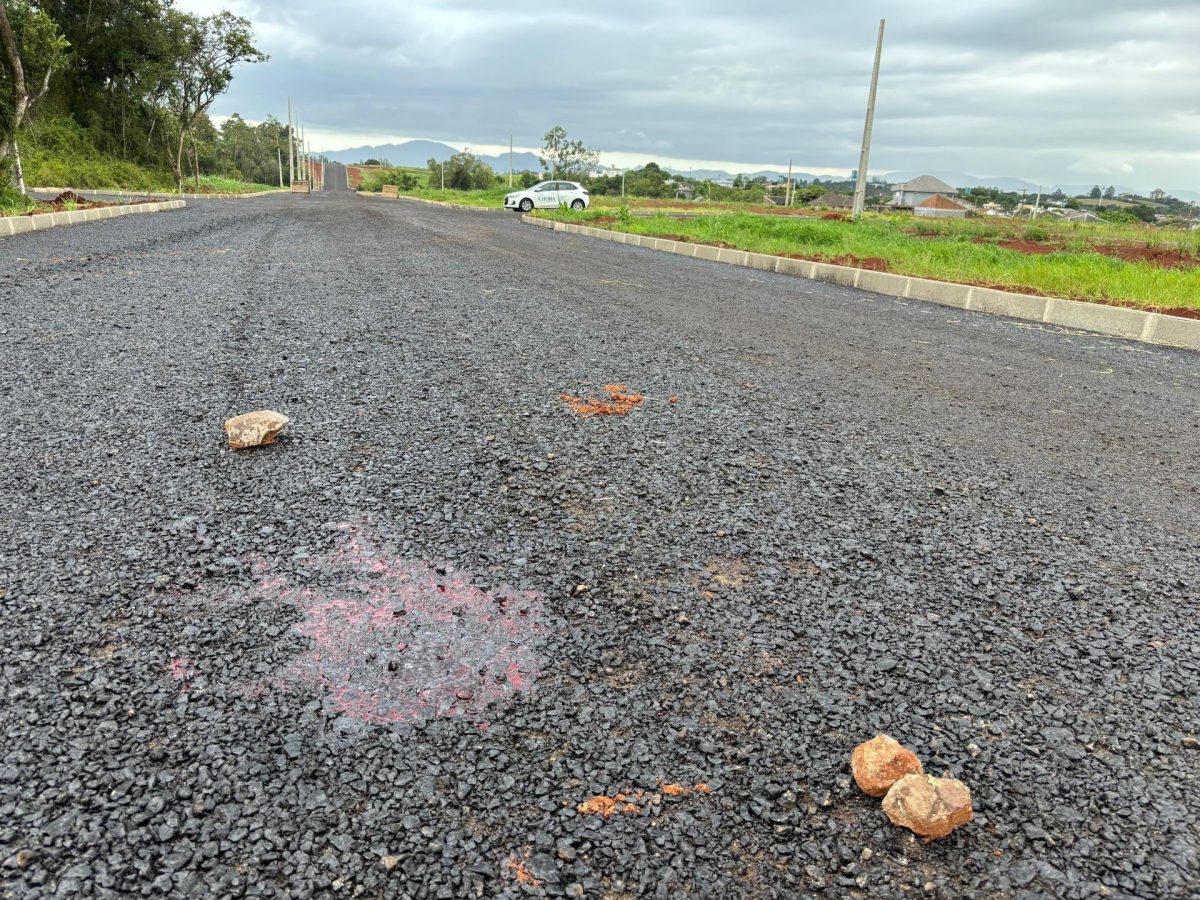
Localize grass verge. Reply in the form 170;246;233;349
544;210;1200;310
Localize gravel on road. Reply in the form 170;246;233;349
1;168;1198;897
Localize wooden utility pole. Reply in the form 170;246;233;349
852;19;886;219
277;147;283;187
509;135;513;188
784;160;793;207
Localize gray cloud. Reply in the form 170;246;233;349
181;0;1200;188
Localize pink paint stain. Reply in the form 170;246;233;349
167;657;192;679
238;523;546;726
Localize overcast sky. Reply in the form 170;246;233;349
176;0;1200;189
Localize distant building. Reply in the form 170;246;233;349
1150;189;1166;200
812;192;853;209
891;175;958;208
913;194;970;218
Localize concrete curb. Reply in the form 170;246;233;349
356;191;509;213
31;187;288;200
521;216;1200;352
1;199;187;239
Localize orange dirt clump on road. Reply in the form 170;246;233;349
662;784;691;796
506;856;541;886
561;384;644;417
577;789;647;817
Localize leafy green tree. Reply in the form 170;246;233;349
35;0;177;160
1103;185;1115;199
163;10;266;190
539;125;598;179
623;161;671;198
0;0;70;191
1089;185;1102;199
429;150;492;190
1128;203;1158;224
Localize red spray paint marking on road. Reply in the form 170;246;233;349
241;523;545;726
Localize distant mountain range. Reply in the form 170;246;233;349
322;142;1198;201
324;140;542;173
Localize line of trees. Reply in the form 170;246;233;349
1;0;270;193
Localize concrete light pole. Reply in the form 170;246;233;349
287;97;295;187
852;19;886;219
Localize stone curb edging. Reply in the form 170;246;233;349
355;191;509;213
0;199;186;239
522;215;1200;352
31;187;289;200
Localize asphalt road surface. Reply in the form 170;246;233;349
2;169;1198;897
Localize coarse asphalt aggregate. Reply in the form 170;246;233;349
1;163;1198;898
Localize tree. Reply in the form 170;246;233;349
1103;185;1115;199
539;125;598;179
163;10;265;190
428;151;492;190
1089;185;1102;199
1128;203;1157;224
0;0;69;192
619;161;671;198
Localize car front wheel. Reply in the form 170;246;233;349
571;199;585;210
519;198;533;212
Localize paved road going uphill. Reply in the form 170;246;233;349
1;170;1198;897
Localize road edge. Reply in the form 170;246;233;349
30;187;289;200
355;191;509;213
522;215;1200;352
0;199;187;239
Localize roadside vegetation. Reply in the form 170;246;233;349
2;1;275;198
544;208;1200;311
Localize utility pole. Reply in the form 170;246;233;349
509;135;513;188
440;160;445;190
852;18;886;219
1030;185;1042;220
277;147;283;187
784;159;793;207
287;97;295;186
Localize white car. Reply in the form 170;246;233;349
504;181;590;212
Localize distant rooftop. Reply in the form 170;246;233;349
899;175;958;193
917;194;969;210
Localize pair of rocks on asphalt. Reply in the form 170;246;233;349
851;734;973;840
223;410;289;449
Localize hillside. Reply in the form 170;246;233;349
323;141;542;173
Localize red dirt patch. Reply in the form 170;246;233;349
1103;243;1196;268
561;384;644;417
986;236;1199;269
577;792;645;817
23;191;119;216
824;254;890;271
505;856;541;887
996;239;1056;255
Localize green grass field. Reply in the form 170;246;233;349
542;209;1200;310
